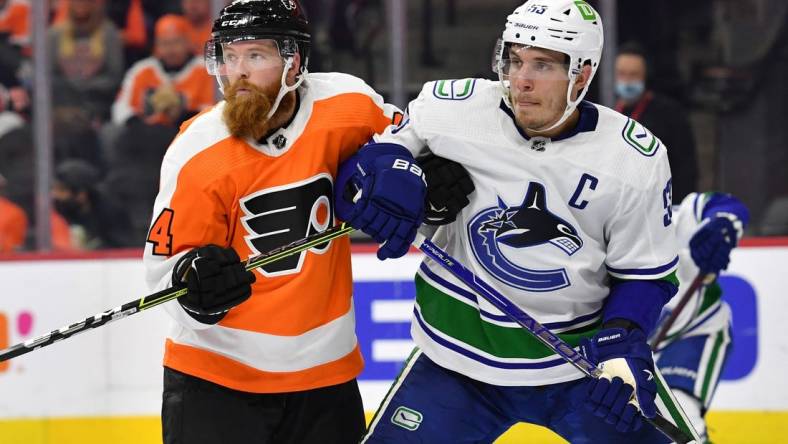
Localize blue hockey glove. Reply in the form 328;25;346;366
580;327;658;433
418;152;475;225
335;143;426;260
689;216;737;276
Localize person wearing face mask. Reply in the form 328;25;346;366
615;42;698;203
52;159;133;250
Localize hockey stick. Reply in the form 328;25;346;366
413;233;697;444
0;223;355;363
650;273;711;350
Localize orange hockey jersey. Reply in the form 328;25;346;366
143;72;399;393
0;0;30;50
0;196;26;252
111;56;214;125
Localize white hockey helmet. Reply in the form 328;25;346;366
493;0;604;132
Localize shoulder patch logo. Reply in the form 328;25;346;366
622;119;660;157
432;79;476;101
468;182;581;292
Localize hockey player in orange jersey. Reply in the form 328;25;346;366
142;1;426;443
111;14;214;126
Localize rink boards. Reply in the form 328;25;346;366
0;241;786;443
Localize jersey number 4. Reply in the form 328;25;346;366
147;208;174;256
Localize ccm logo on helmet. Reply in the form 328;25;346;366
221;19;252;27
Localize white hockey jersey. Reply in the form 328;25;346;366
376;79;679;386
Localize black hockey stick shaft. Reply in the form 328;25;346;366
650;273;707;350
414;233;696;444
0;223;355;363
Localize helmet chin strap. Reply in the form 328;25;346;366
524;73;582;134
266;57;307;119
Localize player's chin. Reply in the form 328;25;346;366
514;113;543;131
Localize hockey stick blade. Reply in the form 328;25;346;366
413;233;697;444
0;223;355;363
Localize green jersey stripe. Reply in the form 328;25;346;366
697;281;722;314
416;275;600;359
700;331;725;404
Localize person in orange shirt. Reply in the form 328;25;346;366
181;0;213;55
111;14;214;126
0;0;30;51
143;1;425;443
0;173;26;253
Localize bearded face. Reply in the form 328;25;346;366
222;78;295;141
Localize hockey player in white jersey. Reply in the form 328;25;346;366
653;192;749;442
336;0;696;442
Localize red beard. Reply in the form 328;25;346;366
222;79;288;141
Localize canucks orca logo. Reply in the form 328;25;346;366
468;183;582;292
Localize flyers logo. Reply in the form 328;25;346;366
240;174;334;276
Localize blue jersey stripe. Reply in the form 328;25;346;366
606;256;679;276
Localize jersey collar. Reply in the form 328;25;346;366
499;99;599;142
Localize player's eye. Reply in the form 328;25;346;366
534;61;553;71
224;53;238;63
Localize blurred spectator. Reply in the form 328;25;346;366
0;91;24;135
0;124;79;251
53;159;133;249
50;209;76;250
0;116;31;218
54;105;104;168
104;118;176;245
111;14;213;126
0;173;27;253
49;0;125;121
180;0;212;55
0;83;29;115
0;0;30;52
615;42;698;203
105;0;148;65
0;1;30;116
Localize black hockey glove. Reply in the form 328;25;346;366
418;152;475;225
172;245;256;324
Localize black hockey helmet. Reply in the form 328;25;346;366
205;0;311;76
